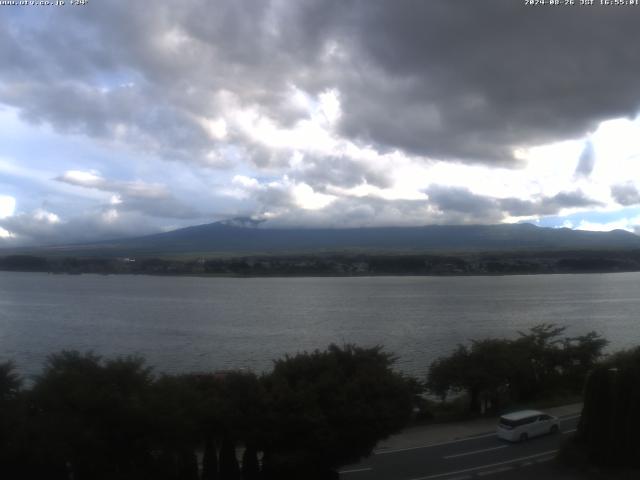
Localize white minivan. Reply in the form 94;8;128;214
496;409;560;442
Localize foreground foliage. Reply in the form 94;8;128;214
0;345;413;480
426;324;607;413
574;346;640;468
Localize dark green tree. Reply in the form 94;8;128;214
241;444;261;480
261;344;413;479
219;435;241;480
426;345;468;402
29;351;155;480
577;347;640;468
0;361;28;478
427;339;514;413
0;360;21;400
202;437;220;480
427;324;607;412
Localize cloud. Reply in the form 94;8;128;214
500;191;603;217
289;154;393;190
0;195;16;219
0;207;161;246
611;183;640;206
3;1;640;170
230;177;604;228
576;216;640;233
331;2;640;163
56;170;201;219
575;141;596;177
1;1;640;245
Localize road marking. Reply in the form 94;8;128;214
443;445;508;459
560;414;581;421
477;465;513;476
338;467;372;474
376;412;581;456
375;432;496;455
407;450;558;480
562;428;577;434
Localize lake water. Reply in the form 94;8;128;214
1;271;639;379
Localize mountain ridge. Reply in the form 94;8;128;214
6;221;640;257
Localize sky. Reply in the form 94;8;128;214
2;0;640;246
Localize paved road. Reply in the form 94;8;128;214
339;414;580;480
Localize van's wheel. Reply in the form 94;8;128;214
550;425;559;434
519;433;528;442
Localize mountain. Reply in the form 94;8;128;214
16;222;640;257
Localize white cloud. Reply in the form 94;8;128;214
33;209;60;224
0;195;16;219
291;182;335;210
576;217;640;233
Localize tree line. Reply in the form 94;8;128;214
4;250;640;276
1;325;634;477
426;324;608;414
573;346;640;469
0;345;415;480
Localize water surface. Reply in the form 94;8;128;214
1;272;639;378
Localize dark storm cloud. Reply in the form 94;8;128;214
3;1;640;171
611;183;640;206
575;142;596;177
293;0;640;163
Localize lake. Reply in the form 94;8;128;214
1;271;639;379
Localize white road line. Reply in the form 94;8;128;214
375;433;496;455
562;428;577;434
376;412;581;456
374;412;581;456
407;449;558;480
560;414;581;421
339;467;373;474
443;445;508;459
477;465;513;476
535;457;555;464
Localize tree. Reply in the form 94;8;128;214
219;435;240;480
559;331;608;391
202;436;220;480
241;444;261;480
426;345;468;402
426;324;608;412
576;347;640;468
0;361;27;478
261;344;413;479
0;361;21;400
427;340;515;413
29;351;155;480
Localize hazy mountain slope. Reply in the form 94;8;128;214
16;222;640;257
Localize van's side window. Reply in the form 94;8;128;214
525;416;536;425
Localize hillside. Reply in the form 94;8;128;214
5;221;640;257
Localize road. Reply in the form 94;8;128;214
339;414;580;480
